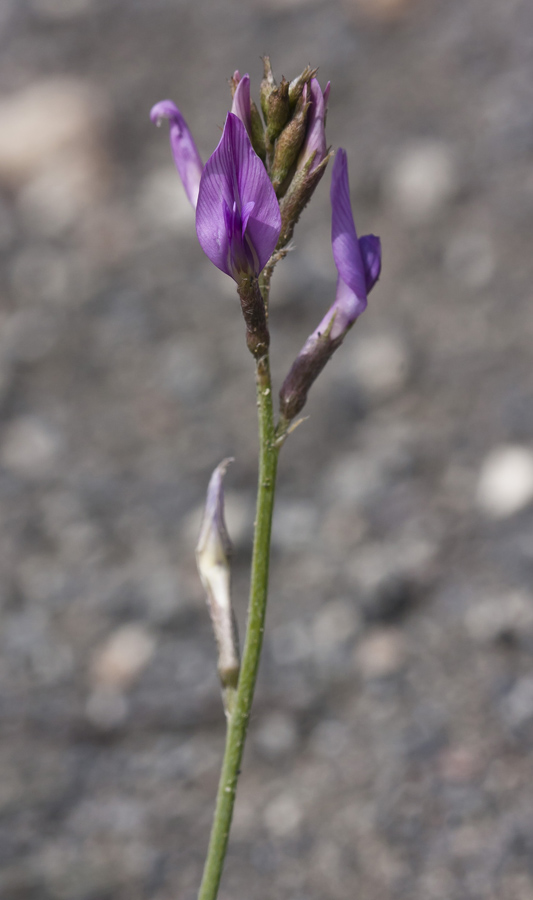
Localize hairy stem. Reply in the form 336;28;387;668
197;350;279;900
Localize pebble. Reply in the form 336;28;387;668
346;539;436;621
384;140;458;223
356;628;408;679
311;600;361;656
263;793;303;838
2;309;59;363
271;499;319;550
346;331;411;402
90;624;156;690
253;711;299;760
465;591;533;644
137;167;195;236
0;78;108;186
476;445;533;519
1;416;62;477
500;677;533;731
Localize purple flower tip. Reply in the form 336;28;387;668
230;73;252;137
150;99;203;209
196;112;281;282
297;77;328;172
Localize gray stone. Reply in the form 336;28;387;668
476;445;533;519
384;140;459;223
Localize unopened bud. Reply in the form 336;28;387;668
260;56;276;121
270;88;310;192
196;459;240;714
288;65;317;108
277;148;333;249
279;318;340;423
250;101;266;162
266;77;290;142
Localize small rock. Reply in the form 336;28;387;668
465;592;533;644
356;628;408;679
263;793;303;838
2;309;59;363
137;167;195;235
269;620;313;667
346;539;436;621
90;624;156;690
476;445;533;519
445;231;495;289
346;331;411;401
85;687;129;730
385;140;458;223
312;600;361;656
254;711;299;759
1;416;62;477
271;499;319;550
0;78;108;186
500;677;533;731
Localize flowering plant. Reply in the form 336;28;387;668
151;58;381;900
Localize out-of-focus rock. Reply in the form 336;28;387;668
254;711;299;760
465;592;533;644
346;331;411;402
0;78;109;187
2;309;59;362
137;167;195;236
500;677;533;731
476;445;533;519
263;793;303;838
272;499;319;550
346;539;437;621
445;231;495;289
30;0;96;19
356;627;408;679
90;624;156;690
85;687;129;730
312;600;361;657
1;416;63;477
384;140;458;223
17;156;103;237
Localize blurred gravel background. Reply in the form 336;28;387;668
1;1;533;898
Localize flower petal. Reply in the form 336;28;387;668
150;100;203;208
359;233;382;293
330;149;367;304
297;77;327;172
231;73;252;137
196;113;281;280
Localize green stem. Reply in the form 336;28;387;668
198;351;279;900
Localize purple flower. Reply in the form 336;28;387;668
313;148;381;341
150;100;204;208
196;112;281;282
297;77;330;172
279;149;381;422
230;71;252;138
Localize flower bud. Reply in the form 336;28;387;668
196;459;240;712
266;77;290;143
260;56;276;121
288;65;317;108
270;88;310;192
277;147;333;249
250;100;266;163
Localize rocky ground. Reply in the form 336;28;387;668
0;0;533;898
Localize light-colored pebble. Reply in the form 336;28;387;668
0;78;107;185
90;624;156;690
263;793;303;838
254;711;299;759
476;445;533;519
465;591;533;644
137;167;195;235
356;628;408;679
85;687;129;730
272;499;319;550
347;331;410;401
312;600;361;655
1;416;62;477
385;140;458;222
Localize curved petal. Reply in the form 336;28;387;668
196;113;281;280
231;73;252;137
359;233;382;293
297;77;327;171
330;149;367;304
150;100;203;208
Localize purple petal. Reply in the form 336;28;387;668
150;100;203;208
231;73;252;138
330;149;367;307
196;113;281;280
297;77;327;172
359;233;382;293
